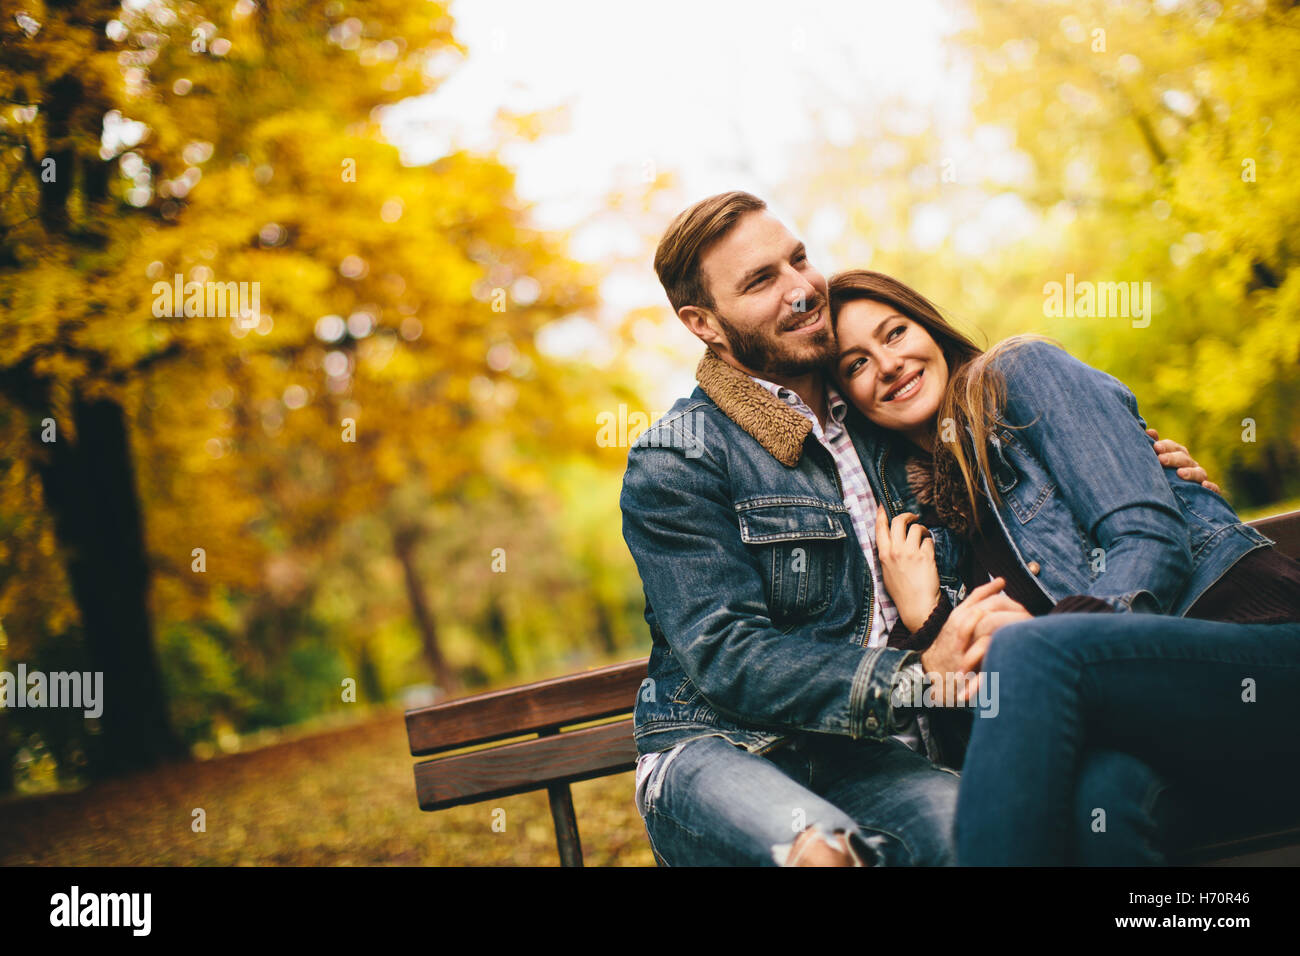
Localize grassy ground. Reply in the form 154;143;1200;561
0;706;655;866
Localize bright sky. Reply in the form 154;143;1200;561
385;0;994;409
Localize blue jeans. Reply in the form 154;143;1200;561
955;613;1300;865
637;733;960;866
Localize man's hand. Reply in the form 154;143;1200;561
919;578;1032;705
875;506;940;631
1146;427;1221;495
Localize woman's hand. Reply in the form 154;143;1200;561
875;506;941;632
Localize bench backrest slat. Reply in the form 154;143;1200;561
405;658;648;756
1249;510;1300;560
414;719;638;810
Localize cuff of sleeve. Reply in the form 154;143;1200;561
851;645;918;740
889;660;927;716
888;594;953;651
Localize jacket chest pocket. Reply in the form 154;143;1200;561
990;431;1056;525
736;500;846;623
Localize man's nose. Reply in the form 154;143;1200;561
786;281;818;312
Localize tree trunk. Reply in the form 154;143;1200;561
0;710;15;795
591;598;618;655
393;525;461;696
31;391;186;777
355;638;384;705
38;74;79;235
483;583;516;675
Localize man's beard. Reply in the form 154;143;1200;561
714;306;838;379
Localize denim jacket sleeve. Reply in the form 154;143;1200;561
993;340;1192;613
619;413;916;739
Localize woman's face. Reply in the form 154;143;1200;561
833;298;948;444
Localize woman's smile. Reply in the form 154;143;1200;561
882;368;925;403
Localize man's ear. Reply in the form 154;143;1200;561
679;305;727;351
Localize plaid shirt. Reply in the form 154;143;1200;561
747;375;899;646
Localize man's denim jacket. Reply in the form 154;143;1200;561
885;340;1273;616
620;347;947;760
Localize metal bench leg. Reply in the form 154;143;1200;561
547;783;584;867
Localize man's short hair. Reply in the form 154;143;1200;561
654;191;767;314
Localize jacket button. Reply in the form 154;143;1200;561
865;715;879;731
1027;561;1041;575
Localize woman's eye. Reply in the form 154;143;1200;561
888;324;906;341
845;357;865;376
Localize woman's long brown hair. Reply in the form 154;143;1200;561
826;269;1045;520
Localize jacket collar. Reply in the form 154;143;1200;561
694;347;813;468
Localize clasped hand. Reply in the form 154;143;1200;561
876;506;1032;705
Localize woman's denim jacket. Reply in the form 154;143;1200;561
619;348;937;760
885;340;1272;616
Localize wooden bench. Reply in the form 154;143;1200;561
405;509;1300;866
405;658;645;866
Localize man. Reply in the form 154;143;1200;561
619;191;1213;866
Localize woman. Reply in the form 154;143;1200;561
825;269;1300;865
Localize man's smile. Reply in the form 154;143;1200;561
785;304;825;334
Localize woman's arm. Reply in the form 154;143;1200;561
991;340;1193;613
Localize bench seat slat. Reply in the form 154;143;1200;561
1174;825;1300;865
414;719;638;810
406;659;648;756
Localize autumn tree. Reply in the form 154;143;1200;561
955;0;1300;502
0;0;613;782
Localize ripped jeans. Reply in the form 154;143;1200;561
635;732;960;866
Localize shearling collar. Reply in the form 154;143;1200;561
694;347;813;467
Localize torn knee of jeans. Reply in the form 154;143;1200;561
772;825;878;867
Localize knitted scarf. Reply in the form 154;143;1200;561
902;444;978;539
